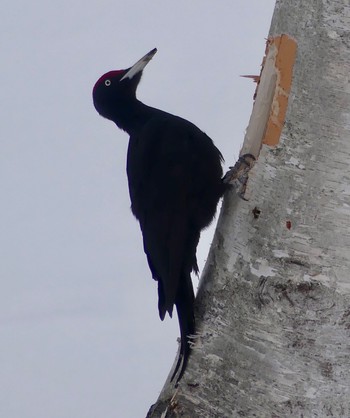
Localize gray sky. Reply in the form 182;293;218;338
1;1;275;417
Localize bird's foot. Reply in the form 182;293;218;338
222;153;256;200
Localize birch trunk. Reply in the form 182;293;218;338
147;1;350;416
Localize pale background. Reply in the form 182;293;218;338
1;1;275;417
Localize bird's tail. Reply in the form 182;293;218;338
170;272;195;384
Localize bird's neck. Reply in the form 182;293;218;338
113;99;151;135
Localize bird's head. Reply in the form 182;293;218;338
92;48;157;121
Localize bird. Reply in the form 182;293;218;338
92;48;226;383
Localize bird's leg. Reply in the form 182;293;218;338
222;153;256;200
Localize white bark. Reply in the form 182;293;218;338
148;1;350;416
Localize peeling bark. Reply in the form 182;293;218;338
147;0;350;416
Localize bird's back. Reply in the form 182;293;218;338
126;107;224;317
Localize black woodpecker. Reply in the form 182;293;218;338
93;49;226;383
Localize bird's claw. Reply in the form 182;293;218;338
223;153;256;200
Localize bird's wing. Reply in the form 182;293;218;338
141;182;188;319
127;115;224;320
127;119;193;319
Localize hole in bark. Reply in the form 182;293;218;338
252;207;261;219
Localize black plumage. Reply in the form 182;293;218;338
92;49;226;383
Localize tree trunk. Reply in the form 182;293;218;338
147;0;350;416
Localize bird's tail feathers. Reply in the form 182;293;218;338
170;272;195;384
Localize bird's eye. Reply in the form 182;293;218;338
105;79;111;86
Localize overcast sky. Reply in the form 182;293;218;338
1;1;275;417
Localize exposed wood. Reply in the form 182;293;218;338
262;35;297;146
241;35;297;158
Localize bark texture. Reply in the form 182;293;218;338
147;1;350;416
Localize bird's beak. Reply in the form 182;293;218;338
120;48;157;81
